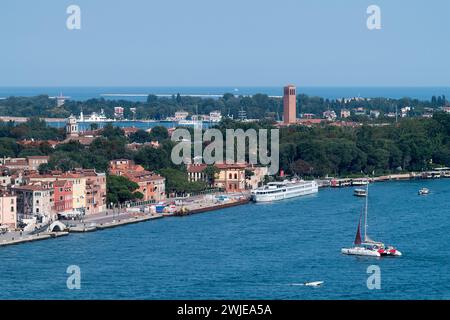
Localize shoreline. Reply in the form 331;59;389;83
1;175;448;248
0;196;251;248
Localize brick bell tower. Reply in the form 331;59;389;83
283;84;297;125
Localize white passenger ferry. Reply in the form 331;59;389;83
251;180;319;202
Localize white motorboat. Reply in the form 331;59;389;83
251;180;318;202
418;188;430;195
342;183;402;257
353;188;367;197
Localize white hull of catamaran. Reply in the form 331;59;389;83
341;247;381;257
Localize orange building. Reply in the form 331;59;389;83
109;160;166;202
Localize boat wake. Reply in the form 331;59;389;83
288;281;324;287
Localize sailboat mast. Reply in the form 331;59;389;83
364;180;369;240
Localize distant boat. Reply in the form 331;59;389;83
342;183;402;257
304;281;324;287
352;178;369;186
354;188;367;197
78;109;115;122
418;188;430;195
177;119;195;126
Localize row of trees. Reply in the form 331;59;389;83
279;113;450;177
1;93;447;122
1;113;450;197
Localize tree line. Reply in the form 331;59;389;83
1;93;447;121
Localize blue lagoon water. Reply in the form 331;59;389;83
1;179;450;300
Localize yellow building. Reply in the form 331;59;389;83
27;173;86;212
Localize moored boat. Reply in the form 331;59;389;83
352;178;369;186
251;179;318;203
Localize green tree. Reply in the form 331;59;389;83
107;175;144;205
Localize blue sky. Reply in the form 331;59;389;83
0;0;449;87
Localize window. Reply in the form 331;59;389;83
11;207;14;212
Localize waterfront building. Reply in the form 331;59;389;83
114;106;125;120
53;180;73;214
127;171;166;202
214;163;247;192
283;85;297;125
174;111;189;121
323;110;337;121
27;169;106;215
215;163;246;192
0;192;17;229
77;169;107;214
209;111;222;123
28;173;86;213
340;109;351;119
187;163;246;192
109;160;166;202
12;182;55;223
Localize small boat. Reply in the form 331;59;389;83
353;188;367;197
304;281;324;287
418;188;430;195
342;183;402;257
352;178;369;186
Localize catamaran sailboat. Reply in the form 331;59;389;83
341;184;402;257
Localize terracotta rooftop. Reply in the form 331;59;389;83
187;164;207;173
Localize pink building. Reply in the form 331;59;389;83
0;192;17;229
53;180;73;214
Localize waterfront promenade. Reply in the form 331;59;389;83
0;192;252;247
0;230;69;247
